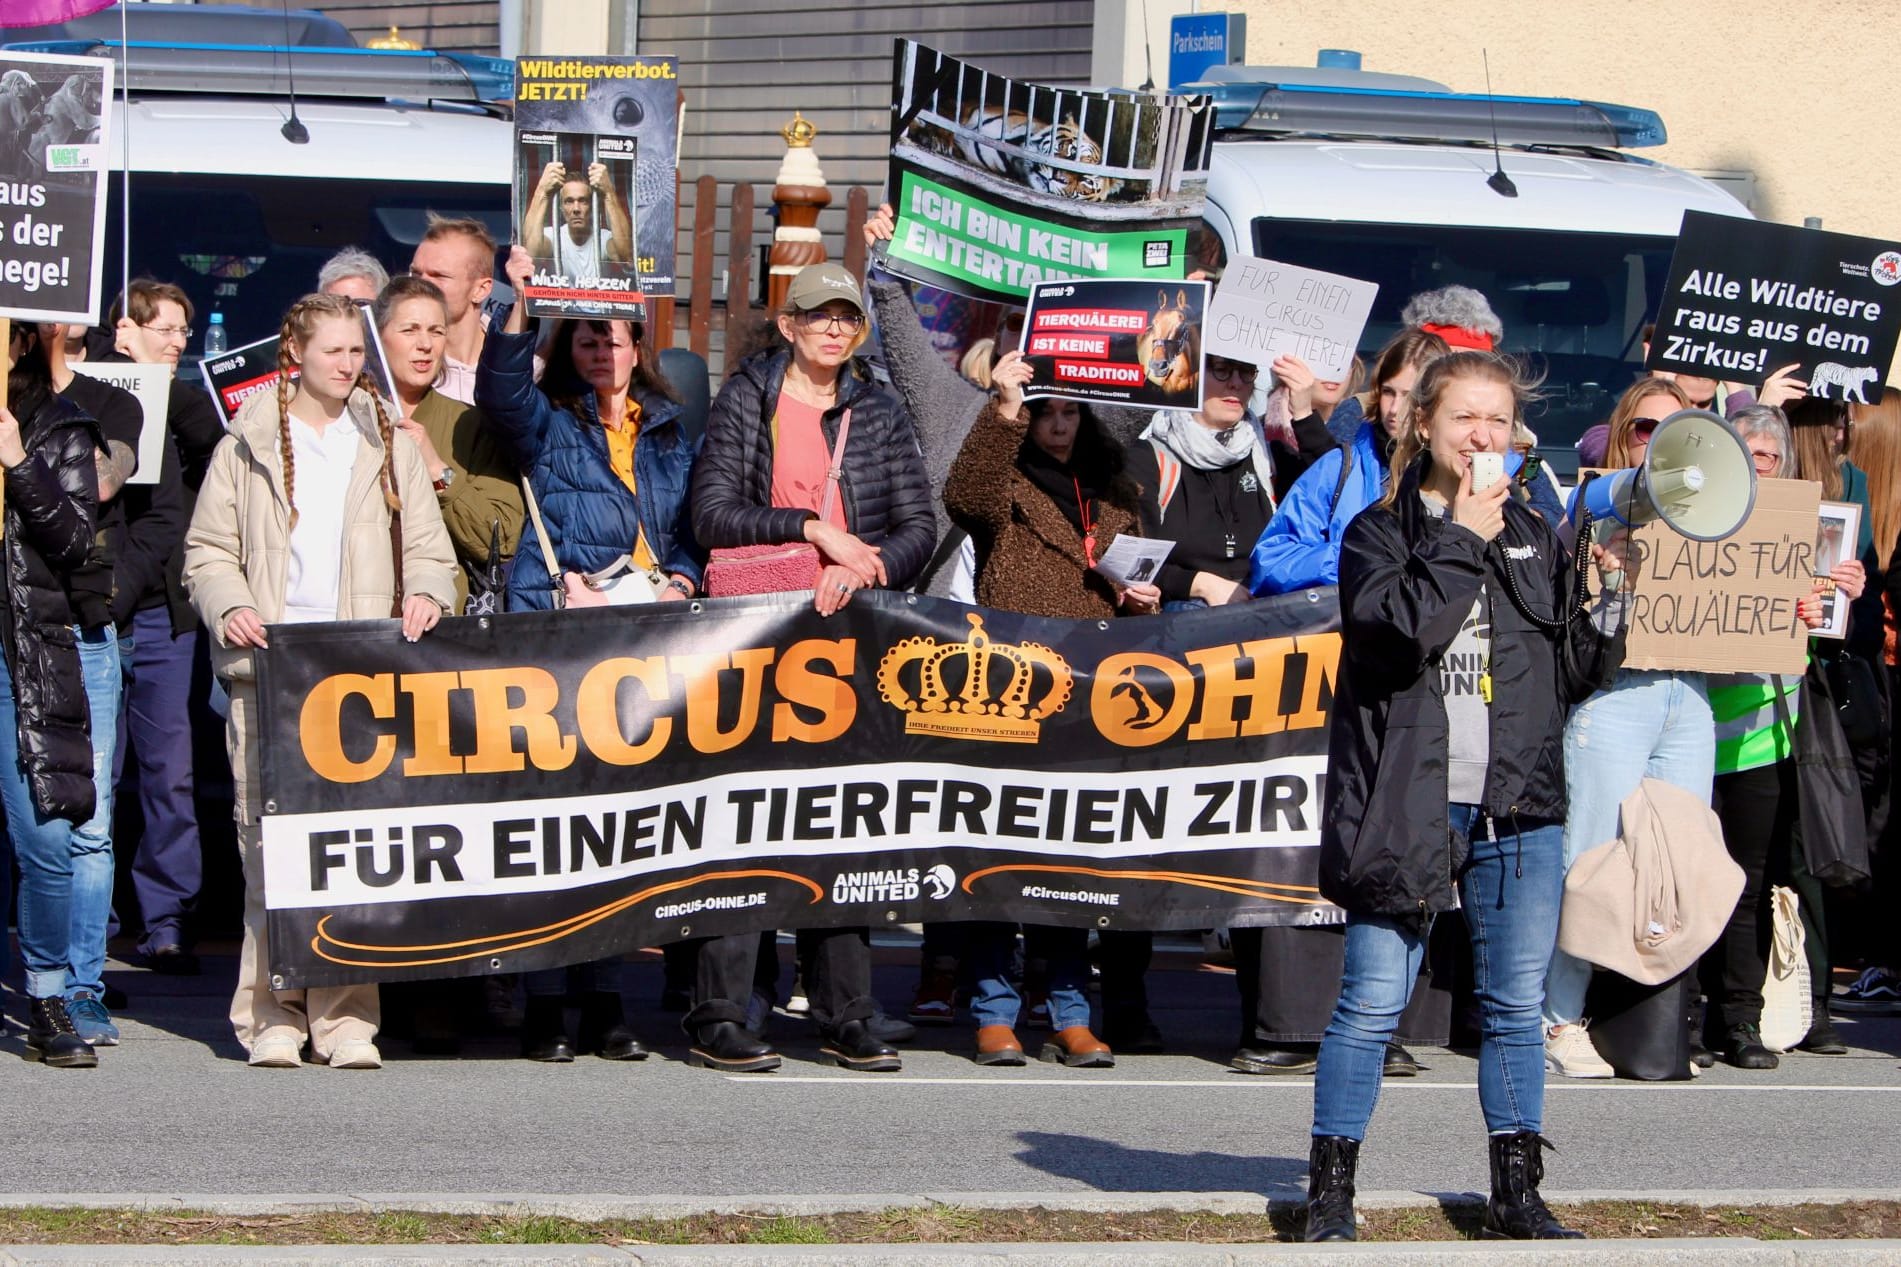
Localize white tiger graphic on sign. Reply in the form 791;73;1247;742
1809;362;1879;404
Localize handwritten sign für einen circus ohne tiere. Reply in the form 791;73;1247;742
1201;255;1377;382
1590;475;1821;676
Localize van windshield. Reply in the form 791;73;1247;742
105;173;510;366
1252;218;1679;478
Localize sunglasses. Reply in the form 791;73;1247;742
1630;417;1661;439
1208;360;1258;383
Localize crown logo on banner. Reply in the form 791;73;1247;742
877;613;1073;743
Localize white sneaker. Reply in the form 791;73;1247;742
248;1036;304;1068
1544;1023;1614;1078
323;1038;383;1069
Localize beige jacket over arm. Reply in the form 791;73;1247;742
183;386;459;681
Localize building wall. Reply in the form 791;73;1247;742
316;0;501;53
1099;0;1894;244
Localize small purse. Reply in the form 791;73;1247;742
523;477;663;609
1759;885;1813;1052
703;408;851;597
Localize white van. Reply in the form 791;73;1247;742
5;13;514;357
1192;61;1751;476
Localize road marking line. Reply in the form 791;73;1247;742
729;1076;1901;1091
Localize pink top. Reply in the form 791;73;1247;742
769;393;848;532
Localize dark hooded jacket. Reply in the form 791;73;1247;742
1;389;102;823
1319;457;1622;927
692;347;935;589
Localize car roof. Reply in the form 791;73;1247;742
1209;140;1750;236
107;96;510;184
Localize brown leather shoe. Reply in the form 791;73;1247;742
974;1024;1027;1066
1040;1025;1115;1068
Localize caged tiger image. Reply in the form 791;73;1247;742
918;107;1124;203
1139;289;1200;396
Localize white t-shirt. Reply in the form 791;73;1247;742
283;412;363;623
555;225;606;284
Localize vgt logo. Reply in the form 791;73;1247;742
1873;251;1901;286
924;864;956;900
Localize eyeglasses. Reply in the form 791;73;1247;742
140;323;193;341
1208;361;1258;383
1630;417;1661;439
1749;449;1780;472
798;310;865;334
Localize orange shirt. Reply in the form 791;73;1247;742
603;399;658;572
769;393;849;530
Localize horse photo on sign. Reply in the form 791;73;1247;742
1020;278;1209;410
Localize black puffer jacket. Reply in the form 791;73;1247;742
2;390;102;823
692;348;936;588
1319;458;1622;928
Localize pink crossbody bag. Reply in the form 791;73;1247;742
702;409;850;597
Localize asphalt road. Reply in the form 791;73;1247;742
1;938;1895;1200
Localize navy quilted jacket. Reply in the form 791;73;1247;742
476;329;704;611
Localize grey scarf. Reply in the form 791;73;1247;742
1141;409;1278;510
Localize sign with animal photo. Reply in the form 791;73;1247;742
1647;211;1901;400
0;51;112;323
1020;278;1208;410
1203;255;1377;382
884;40;1215;304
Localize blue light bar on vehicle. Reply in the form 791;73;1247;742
1200;80;1666;148
3;39;516;104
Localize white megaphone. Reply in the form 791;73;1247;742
1580;408;1758;542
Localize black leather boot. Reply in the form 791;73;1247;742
821;1018;902;1071
1382;1042;1423;1076
1482;1131;1583;1239
519;996;575;1062
24;996;98;1068
1303;1135;1359;1242
578;992;648;1061
1722;1023;1778;1070
1230;1041;1318;1074
689;1020;781;1073
1798;999;1847;1054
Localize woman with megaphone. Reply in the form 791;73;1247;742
1302;350;1627;1242
1539;377;1721;1080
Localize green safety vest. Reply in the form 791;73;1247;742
1708;671;1801;775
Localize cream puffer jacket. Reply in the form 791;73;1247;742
183;386;458;682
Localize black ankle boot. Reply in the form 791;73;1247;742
689;1020;781;1073
577;992;647;1061
520;996;575;1062
1722;1023;1778;1070
1303;1135;1359;1242
1230;1041;1319;1074
821;1018;902;1071
24;996;98;1068
1482;1131;1583;1239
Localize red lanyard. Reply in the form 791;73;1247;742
1074;476;1097;569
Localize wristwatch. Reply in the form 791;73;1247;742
666;577;693;598
433;466;456;493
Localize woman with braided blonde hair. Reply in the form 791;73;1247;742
184;293;456;1070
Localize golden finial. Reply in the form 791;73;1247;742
369;25;421;51
781;111;819;148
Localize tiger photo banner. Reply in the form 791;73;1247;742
256;591;1344;988
881;39;1216;305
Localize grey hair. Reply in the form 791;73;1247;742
1729;404;1791;473
317;247;390;295
1400;284;1505;342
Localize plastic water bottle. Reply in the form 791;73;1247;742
203;310;227;356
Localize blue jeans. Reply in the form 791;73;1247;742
966;922;1092;1031
1314;806;1564;1140
0;639;82;999
1545;669;1713;1026
67;629;121;999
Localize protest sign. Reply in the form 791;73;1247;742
1593;475;1822;675
199;309;394;428
255;592;1343;987
1021;278;1209;410
69;360;169;485
0;51;111;323
1647;211;1901;398
884;40;1214;304
1203;255;1377;381
514;54;680;319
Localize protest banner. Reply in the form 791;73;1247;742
1647;211;1901;397
0;51;111;324
69;360;168;485
514;54;680;319
1592;475;1823;675
1021;278;1209;410
884;40;1214;305
1202;255;1377;381
255;592;1344;987
199;309;394;428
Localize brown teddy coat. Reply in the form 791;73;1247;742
943;401;1140;620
